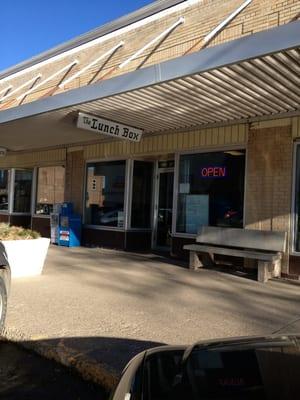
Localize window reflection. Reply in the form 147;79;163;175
131;161;153;229
294;146;300;251
85;161;126;227
36;166;65;215
0;170;9;211
176;150;245;234
13;169;33;213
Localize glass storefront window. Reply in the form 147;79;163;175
85;160;126;227
35;166;65;215
176;150;245;234
131;161;153;229
294;145;300;251
0;170;9;211
13;169;33;213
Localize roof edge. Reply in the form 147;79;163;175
0;0;185;81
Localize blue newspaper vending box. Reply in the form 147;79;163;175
58;203;82;247
60;202;73;217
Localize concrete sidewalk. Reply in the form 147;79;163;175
4;246;300;390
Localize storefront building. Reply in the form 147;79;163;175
0;0;300;278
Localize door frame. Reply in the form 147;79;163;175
152;164;174;251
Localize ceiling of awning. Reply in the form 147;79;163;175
1;21;300;151
72;48;300;132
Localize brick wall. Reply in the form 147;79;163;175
1;0;300;110
245;125;293;273
65;150;84;215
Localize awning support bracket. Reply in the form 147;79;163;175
59;41;124;89
184;0;253;55
0;85;13;100
0;76;42;103
17;60;79;102
97;16;184;82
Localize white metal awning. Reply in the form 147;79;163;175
0;20;300;151
72;48;300;131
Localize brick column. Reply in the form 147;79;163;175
245;125;293;274
65;150;84;215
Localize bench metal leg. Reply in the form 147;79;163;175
257;261;272;283
189;251;203;269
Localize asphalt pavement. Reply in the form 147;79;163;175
4;246;300;390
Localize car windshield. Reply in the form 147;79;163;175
143;341;300;400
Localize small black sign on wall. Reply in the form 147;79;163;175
158;160;174;169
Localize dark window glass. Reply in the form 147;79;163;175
13;169;33;213
156;171;174;248
131;161;153;229
176;150;245;234
35;166;65;215
85;161;126;227
0;170;9;211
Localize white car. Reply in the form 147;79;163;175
0;242;11;333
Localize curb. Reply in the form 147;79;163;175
3;327;119;392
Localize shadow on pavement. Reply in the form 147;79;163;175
0;340;105;400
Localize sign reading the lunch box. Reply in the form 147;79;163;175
77;112;143;142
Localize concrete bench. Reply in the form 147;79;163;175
183;226;287;283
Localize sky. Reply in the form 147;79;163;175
0;0;155;72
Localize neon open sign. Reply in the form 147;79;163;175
201;166;227;178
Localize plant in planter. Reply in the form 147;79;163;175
0;223;50;278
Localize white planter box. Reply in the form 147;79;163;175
2;238;50;278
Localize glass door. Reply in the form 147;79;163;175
153;170;174;250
